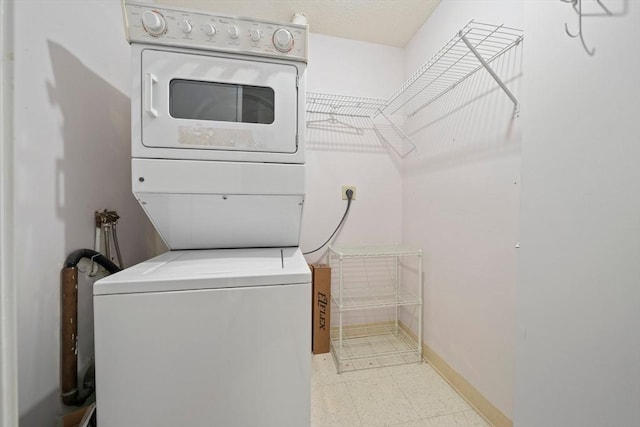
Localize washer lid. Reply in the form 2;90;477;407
94;247;310;295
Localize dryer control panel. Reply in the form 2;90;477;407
123;1;308;62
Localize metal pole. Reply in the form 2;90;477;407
338;252;344;374
418;251;423;362
395;254;399;336
459;32;520;115
61;267;79;405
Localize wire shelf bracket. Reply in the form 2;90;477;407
459;31;521;117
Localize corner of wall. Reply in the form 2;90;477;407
0;0;19;425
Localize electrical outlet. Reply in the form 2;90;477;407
342;185;356;200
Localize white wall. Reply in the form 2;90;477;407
301;34;405;264
402;0;523;418
13;1;156;425
515;1;640;425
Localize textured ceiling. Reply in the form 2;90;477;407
151;0;441;47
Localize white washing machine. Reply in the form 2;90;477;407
94;2;311;425
94;248;310;426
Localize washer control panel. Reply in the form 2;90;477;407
124;1;307;62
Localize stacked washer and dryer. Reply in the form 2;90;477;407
93;2;311;425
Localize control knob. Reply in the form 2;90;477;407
250;28;262;42
142;10;166;36
179;19;193;34
273;28;294;52
228;25;239;39
203;23;216;37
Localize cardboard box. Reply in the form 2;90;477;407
310;264;331;354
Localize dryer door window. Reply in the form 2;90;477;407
140;49;298;154
169;80;275;125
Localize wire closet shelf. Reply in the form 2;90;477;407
306;92;417;158
383;20;524;118
306;21;523;155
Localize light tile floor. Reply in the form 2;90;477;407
311;354;491;427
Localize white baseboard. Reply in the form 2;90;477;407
398;322;513;427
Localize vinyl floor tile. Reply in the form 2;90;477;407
347;376;421;426
312;353;346;387
311;382;361;427
422;410;490;427
311;354;490;427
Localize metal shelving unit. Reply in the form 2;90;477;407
328;245;423;374
306;21;524;146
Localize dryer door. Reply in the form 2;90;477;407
140;49;298;154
